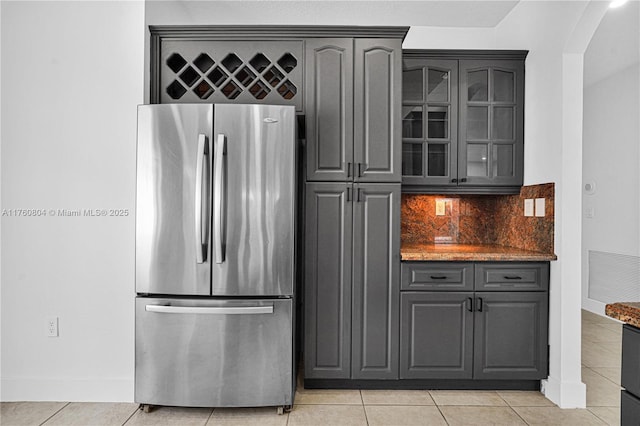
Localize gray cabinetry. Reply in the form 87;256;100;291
305;183;400;380
354;39;402;183
156;39;304;110
306;39;402;183
352;184;400;379
458;60;524;187
474;292;548;380
305;39;354;181
401;51;527;193
400;261;549;381
622;324;640;425
400;292;473;379
304;183;352;379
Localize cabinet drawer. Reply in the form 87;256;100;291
622;325;640;397
401;262;473;291
475;263;549;291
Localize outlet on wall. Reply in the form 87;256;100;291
524;199;534;217
46;316;59;337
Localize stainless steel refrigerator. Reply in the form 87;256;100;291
135;104;296;410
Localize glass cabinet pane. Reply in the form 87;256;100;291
493;144;514;177
403;69;424;102
493;107;514;140
427;144;448;177
427;69;449;102
427;106;448;139
467;106;488;139
402;143;423;176
467;70;488;101
467;144;488;177
402;106;423;139
494;70;515;102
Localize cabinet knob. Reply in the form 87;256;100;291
451;178;458;183
460;178;467;183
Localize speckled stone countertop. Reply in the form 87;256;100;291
401;243;558;262
605;302;640;328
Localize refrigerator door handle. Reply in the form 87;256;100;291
214;134;227;264
195;134;208;264
145;305;274;315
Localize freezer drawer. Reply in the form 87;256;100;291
135;297;293;408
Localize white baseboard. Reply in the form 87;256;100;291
1;377;134;402
542;376;586;408
582;298;606;317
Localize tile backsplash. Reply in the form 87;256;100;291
401;183;555;254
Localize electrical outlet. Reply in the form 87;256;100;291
435;200;446;216
524;199;534;217
535;198;545;217
47;316;59;337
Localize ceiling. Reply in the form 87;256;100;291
147;1;521;27
584;0;640;87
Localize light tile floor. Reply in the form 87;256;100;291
0;310;623;425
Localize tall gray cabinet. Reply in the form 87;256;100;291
304;35;404;382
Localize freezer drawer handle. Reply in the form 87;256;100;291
145;305;274;315
195;134;209;264
214;134;227;264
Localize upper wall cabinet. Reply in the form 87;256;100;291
402;51;527;194
306;38;402;183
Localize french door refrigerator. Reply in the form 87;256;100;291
135;103;296;410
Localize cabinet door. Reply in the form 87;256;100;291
354;39;402;183
458;60;524;187
400;292;474;379
304;183;353;379
474;292;548;380
305;39;354;181
352;184;400;379
402;59;459;186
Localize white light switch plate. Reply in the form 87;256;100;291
435;200;446;216
524;199;534;217
535;198;545;217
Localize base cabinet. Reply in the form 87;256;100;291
621;324;640;425
400;262;549;381
304;183;400;380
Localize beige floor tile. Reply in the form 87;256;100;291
360;390;434;405
583;324;623;344
591;367;621;386
583;367;622;407
429;390;507;406
124;406;213;426
439;406;525;425
44;402;138;426
582;309;603;323
205;407;287;425
514;406;606;425
294;389;362;405
582;342;622;368
496;391;555;407
365;405;447;426
0;402;68;426
588;406;621;426
287;404;367;426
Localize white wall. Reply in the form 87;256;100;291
1;1;145;401
582;2;640;315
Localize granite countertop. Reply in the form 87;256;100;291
401;243;558;262
605;302;640;328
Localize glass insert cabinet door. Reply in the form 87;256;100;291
401;59;458;185
458;59;524;186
